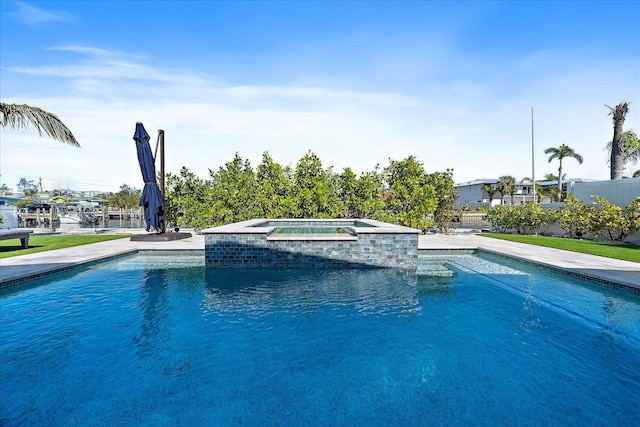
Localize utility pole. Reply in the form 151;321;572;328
531;107;536;204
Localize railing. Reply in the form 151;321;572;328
447;213;490;230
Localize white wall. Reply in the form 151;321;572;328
569;178;640;207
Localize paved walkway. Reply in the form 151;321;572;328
1;231;638;290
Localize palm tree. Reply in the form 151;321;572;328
535;180;562;203
0;102;80;146
605;129;639;176
497;175;516;205
544;144;583;198
606;102;630;180
534;183;544;203
540;185;561;202
482;184;498;206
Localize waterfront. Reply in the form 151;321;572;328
56;218;146;230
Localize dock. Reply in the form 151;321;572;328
17;206;145;228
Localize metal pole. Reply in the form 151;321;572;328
531;107;536;204
159;129;166;233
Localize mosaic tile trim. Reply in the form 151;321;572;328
205;233;418;269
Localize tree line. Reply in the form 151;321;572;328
2;100;638;227
164;151;457;232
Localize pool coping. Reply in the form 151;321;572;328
201;218;420;235
1;232;638;292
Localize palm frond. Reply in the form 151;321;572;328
605;129;640;166
0;102;80;147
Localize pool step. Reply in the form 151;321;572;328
416;261;454;277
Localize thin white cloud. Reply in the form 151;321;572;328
1;34;638;192
9;1;73;26
8;50;179;85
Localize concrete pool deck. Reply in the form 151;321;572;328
1;230;638;291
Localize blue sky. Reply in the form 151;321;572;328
1;1;639;193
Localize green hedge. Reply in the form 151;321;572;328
485;195;640;242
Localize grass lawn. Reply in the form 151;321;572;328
479;233;640;263
0;234;131;259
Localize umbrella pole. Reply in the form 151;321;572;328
159;129;166;234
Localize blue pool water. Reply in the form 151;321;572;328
1;252;639;426
269;226;356;235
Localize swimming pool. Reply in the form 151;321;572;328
1;252;638;425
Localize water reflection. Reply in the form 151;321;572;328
520;275;542;331
202;268;426;320
415;274;454;297
133;269;169;357
601;294;640;342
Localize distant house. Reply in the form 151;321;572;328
454;178;591;209
455;178;538;209
0;195;24;206
454;179;499;210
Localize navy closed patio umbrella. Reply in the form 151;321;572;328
134;122;164;232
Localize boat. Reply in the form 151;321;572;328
57;202;100;225
58;212;99;225
58;212;84;224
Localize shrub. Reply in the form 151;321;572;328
485;195;639;243
485;203;557;235
589;195;640;242
512;202;558;235
485;205;511;233
557;195;593;238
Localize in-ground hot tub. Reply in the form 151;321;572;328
202;219;420;270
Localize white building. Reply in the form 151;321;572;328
454;178;537;209
453;178;593;209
